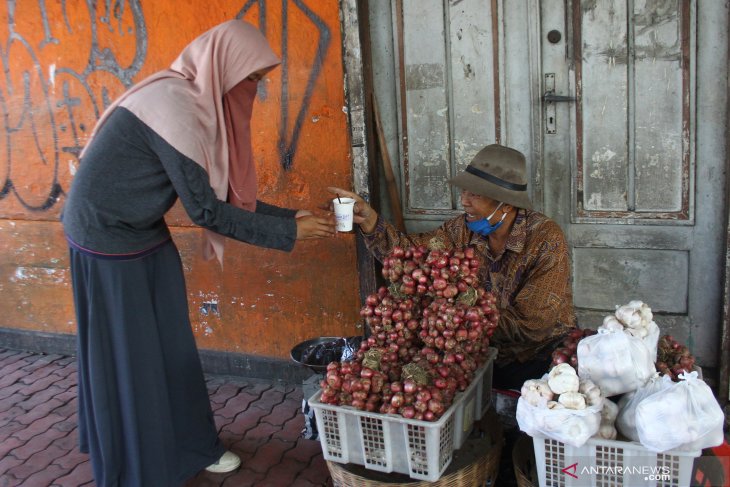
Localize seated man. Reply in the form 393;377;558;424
329;144;576;389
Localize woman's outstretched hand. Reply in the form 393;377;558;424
295;212;337;240
327;187;378;233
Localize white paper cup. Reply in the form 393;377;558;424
333;197;355;232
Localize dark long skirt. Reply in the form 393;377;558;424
69;240;224;487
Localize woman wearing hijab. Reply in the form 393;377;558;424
62;20;335;486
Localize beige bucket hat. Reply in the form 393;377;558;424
448;144;532;209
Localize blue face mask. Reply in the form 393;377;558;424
466;202;506;236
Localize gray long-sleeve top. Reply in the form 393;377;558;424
62;107;297;254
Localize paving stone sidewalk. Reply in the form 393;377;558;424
0;348;332;487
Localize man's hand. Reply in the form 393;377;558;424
327;187;378;233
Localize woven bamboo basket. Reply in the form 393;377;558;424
327;409;503;486
512;434;537;487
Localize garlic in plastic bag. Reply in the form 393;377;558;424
615;300;653;328
635;371;725;452
616;373;673;442
601;315;625;333
597;399;619;440
577;328;656;397
520;379;553;407
579;379;602;407
558;391;587;410
599;301;661;362
548;363;580;395
516;396;602;448
517;374;604;448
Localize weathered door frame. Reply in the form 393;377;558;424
722;62;730;404
341;0;379;303
343;0;729;404
720;1;730;407
722;196;730;405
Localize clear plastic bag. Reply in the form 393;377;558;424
608;301;661;362
615;373;673;441
635;371;725;452
339;336;362;362
577;328;656;397
642;321;660;362
516;396;603;448
301;399;319;440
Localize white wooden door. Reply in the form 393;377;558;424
539;0;727;369
377;0;726;370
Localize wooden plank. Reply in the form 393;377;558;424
579;0;630;212
572;247;688;313
571;225;692;250
368;0;402;223
373;93;406;231
343;0;374;200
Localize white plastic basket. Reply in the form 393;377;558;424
476;349;495;418
309;348;496;482
532;435;701;487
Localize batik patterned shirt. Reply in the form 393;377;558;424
362;209;576;365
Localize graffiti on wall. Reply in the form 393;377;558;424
0;0;331;213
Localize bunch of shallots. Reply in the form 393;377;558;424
381;245;481;298
319;244;499;421
656;335;696;381
550;328;597;369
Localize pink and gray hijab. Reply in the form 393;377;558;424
81;19;281;265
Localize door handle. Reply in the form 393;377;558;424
543;73;576;134
543;93;576;103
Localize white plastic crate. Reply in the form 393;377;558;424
309;347;496;482
453;346;496;447
532;435;701;487
476;348;496;418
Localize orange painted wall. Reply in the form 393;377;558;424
0;2;362;358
